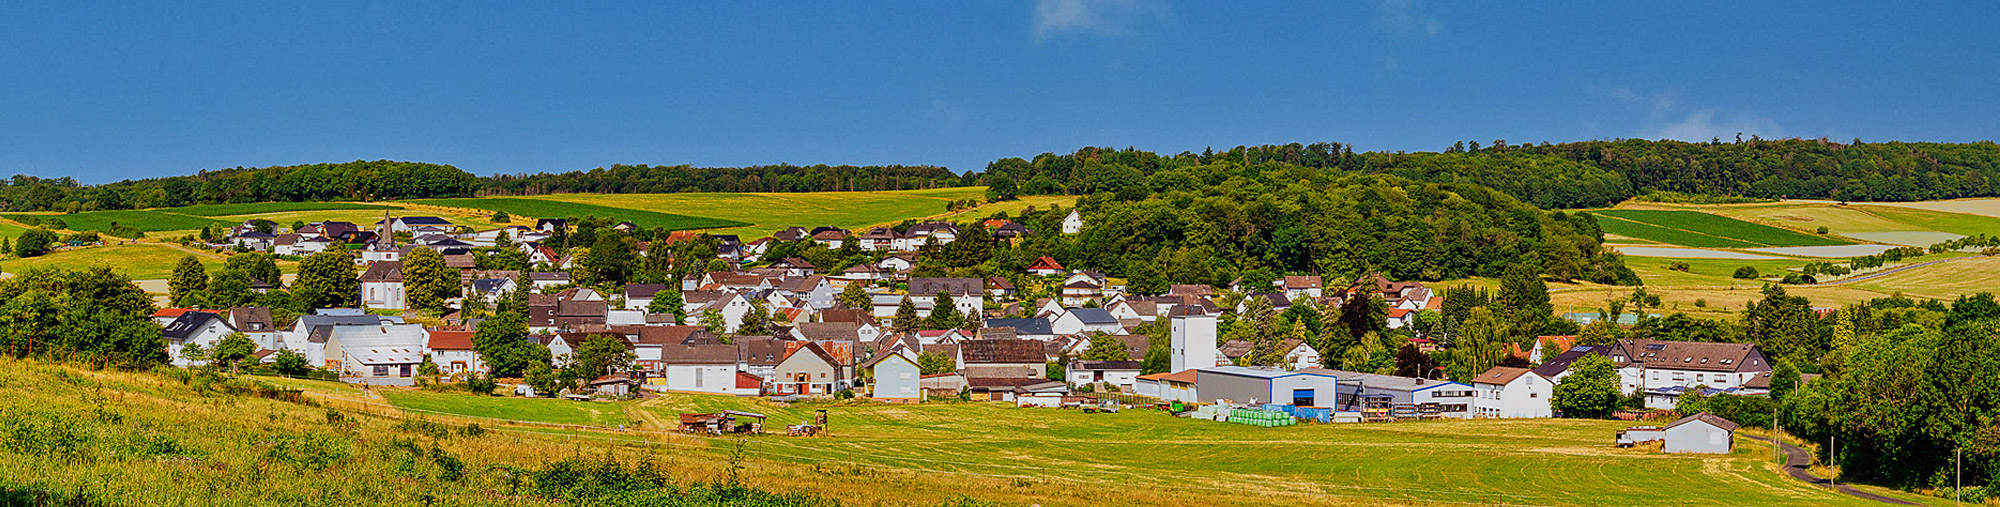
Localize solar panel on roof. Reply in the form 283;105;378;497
1645;344;1667;350
1569;346;1592;352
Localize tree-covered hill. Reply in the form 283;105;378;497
5;138;1997;212
987;139;2000;208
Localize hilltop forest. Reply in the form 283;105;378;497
2;138;1997;212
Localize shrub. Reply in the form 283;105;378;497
1732;266;1760;279
1667;261;1690;272
2;413;92;461
462;374;498;396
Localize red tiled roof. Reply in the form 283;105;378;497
428;330;476;350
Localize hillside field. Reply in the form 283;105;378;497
414;187;1074;238
242;377;1943;507
1592;209;1851;248
0;243;222;280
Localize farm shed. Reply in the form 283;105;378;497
1301;368;1475;420
1661;412;1737;454
1195;366;1339;407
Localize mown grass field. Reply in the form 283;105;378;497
407;197;749;231
1592;209;1850;248
0;243;220;280
337;382;1942;507
0;201;421;237
380;389;635;426
414;187;1074;238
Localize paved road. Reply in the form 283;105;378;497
1741;435;1918;505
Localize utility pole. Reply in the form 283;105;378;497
1773;402;1780;466
1829;433;1836;491
1958;448;1963;507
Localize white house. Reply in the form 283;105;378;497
877;253;916;273
1051;308;1124;336
1471;366;1552;418
1061;210;1083;234
652;344;740;395
425;330;484;375
1605;339;1774;409
908;278;984;317
863;346;922;401
163;311;237;367
687;293;752;333
1279;339;1321;371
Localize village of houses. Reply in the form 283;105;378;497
169;209;1756;453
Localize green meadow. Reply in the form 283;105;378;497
337;383;1937;507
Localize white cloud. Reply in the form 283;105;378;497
1032;0;1170;41
1375;0;1441;37
1649;109;1782;142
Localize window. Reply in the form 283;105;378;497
373;365;388;377
696;369;704;388
400;365;412;377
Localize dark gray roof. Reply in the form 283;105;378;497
1066;308;1118;325
397;216;453;225
1532;346;1611;379
909;277;983;296
624;283;668;299
162;312;222;340
983;318;1053;336
470;278;513;294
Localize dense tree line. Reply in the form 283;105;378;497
1782;293;2000;492
0;160;479;212
1042;166;1635;285
987;139;2000;208
479;163;966;195
18;138;2000;212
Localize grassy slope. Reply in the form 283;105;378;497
414;187;1075;238
0;243;221;280
406;197;749;231
0;209;228;234
341;385;1936;507
380;389;633;426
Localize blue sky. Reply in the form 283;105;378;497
2;1;1996;183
